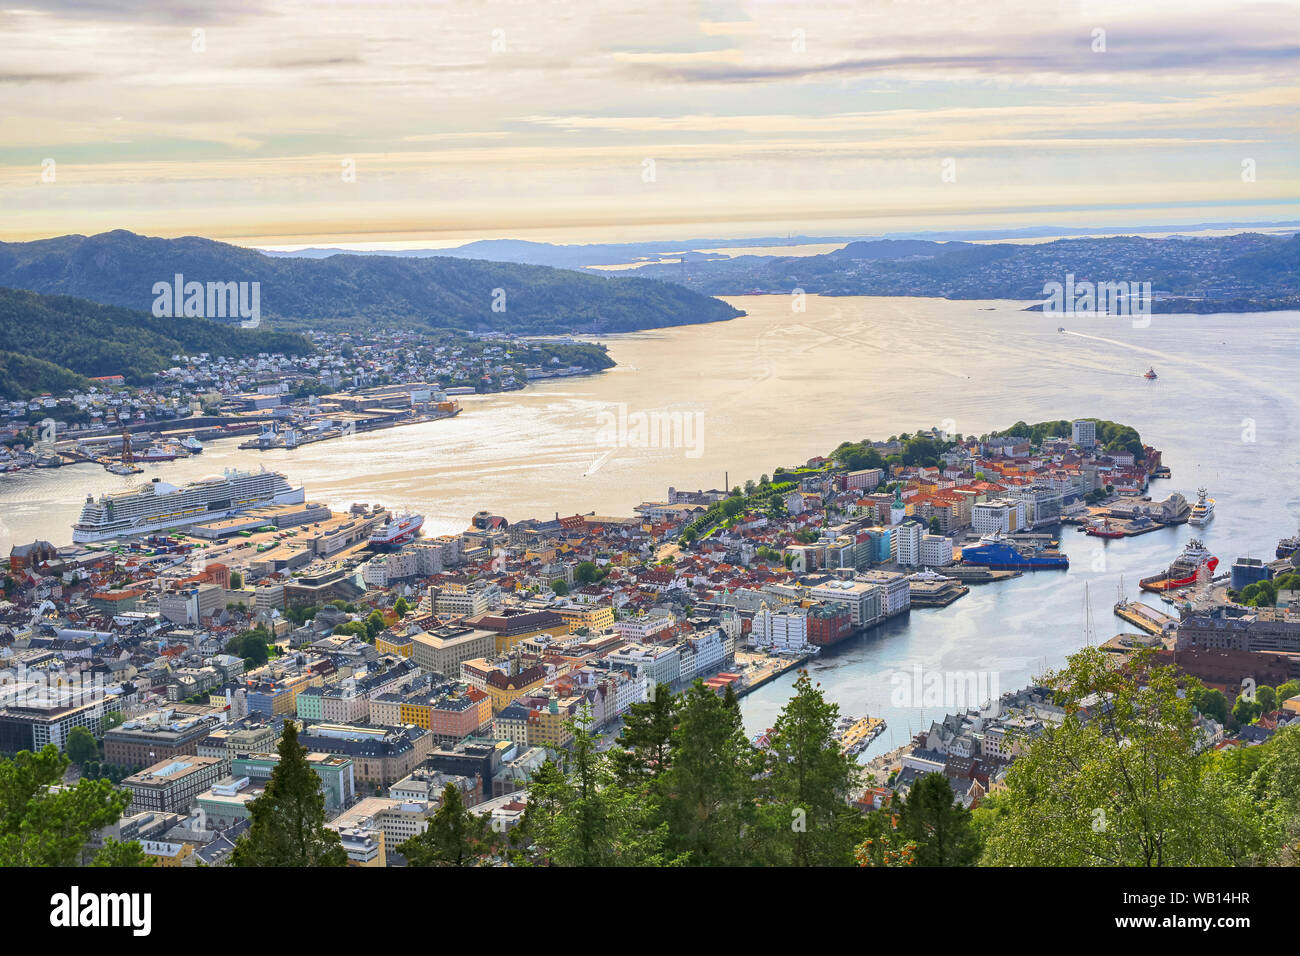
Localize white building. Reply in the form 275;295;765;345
1071;419;1096;449
894;521;923;567
753;604;811;652
972;499;1026;535
919;534;954;567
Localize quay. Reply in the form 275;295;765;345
1113;598;1177;635
732;649;812;698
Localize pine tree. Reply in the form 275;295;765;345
609;682;678;788
398;782;495;866
756;671;863;866
660;680;756;865
231;722;347;867
895;772;980;866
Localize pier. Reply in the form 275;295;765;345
1113;599;1177;635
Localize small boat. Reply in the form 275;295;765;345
1057;326;1065;332
1143;367;1158;380
1084;517;1125;539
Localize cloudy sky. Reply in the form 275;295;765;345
2;0;1297;247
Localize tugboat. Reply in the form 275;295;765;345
1084;517;1125;539
1139;539;1217;591
1188;488;1215;527
1143;367;1158;380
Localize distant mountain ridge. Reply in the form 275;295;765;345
0;230;744;333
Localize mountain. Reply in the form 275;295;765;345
625;231;1300;311
0;286;313;398
0;231;744;333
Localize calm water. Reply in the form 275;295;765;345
3;296;1298;755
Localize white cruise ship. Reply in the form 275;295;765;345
72;468;304;543
1188;487;1215;527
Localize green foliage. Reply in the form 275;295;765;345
65;726;99;765
0;348;91;400
1191;686;1229;725
90;838;154;868
659;683;755;865
550;579;569;596
226;626;271;666
754;671;863;866
393;596;410;615
991;418;1144;460
398;782;496;866
895;772;980;866
520;710;678;866
231;722;348;867
0;286;312;393
229;570;243;590
0;745;134;866
979;647;1271;866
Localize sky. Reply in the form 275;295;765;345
1;0;1298;248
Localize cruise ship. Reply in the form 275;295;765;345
368;512;424;547
960;533;1069;570
1188;488;1215;527
72;468;304;543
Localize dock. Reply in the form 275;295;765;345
732;649;811;698
1113;599;1177;635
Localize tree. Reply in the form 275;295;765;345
755;671;862;866
398;782;495;866
364;609;386;640
1191;686;1229;725
90;838;153;867
65;725;99;765
551;579;569;596
895;772;980;866
521;709;676;866
231;722;348;867
394;596;410;616
855;802;918;867
979;647;1270;866
1233;693;1263;726
229;570;243;590
226;626;270;667
0;745;137;866
610;684;678;788
1256;685;1278;713
659;682;755;865
575;561;600;584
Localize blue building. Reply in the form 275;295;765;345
1231;557;1273;591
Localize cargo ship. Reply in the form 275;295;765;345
960;533;1069;570
1188;488;1215;527
1139;539;1218;591
72;468;304;543
368;512;424;547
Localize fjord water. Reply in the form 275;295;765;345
3;296;1297;755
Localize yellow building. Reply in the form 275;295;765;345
376;632;414;658
554;604;615;632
